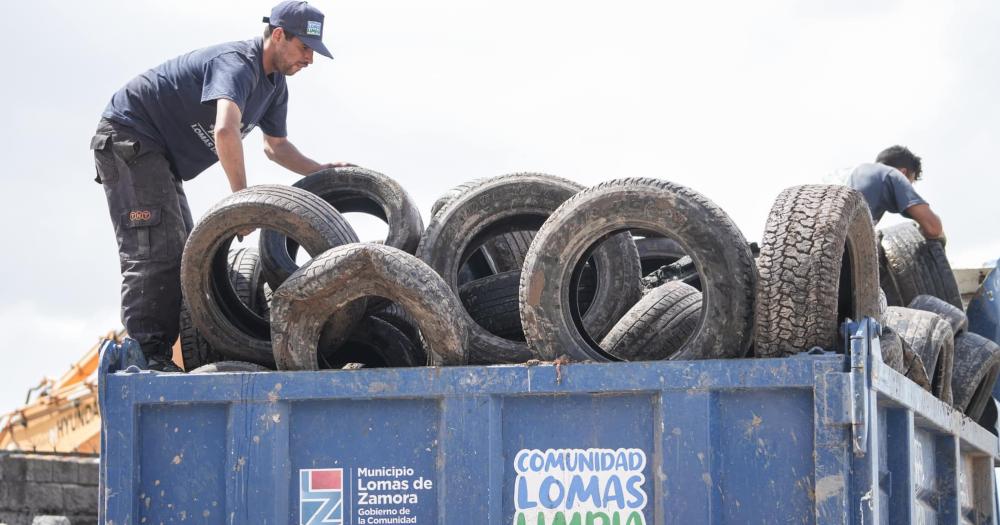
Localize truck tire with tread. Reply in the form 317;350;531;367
600;281;702;361
879;222;962;309
907;294;968;336
882;306;955;404
952;332;1000;420
756;185;880;357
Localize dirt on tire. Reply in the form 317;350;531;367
180;185;362;367
418;173;640;363
521;177;754;362
270;243;469;370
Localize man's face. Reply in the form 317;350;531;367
273;29;314;76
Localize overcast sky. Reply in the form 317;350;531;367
1;0;997;413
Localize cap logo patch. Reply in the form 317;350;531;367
306;21;322;36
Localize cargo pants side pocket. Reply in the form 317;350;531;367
119;207;163;261
91;133;117;185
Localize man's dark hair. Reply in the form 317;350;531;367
265;24;297;42
876;145;922;180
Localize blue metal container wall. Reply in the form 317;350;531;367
968;261;999;347
98;321;1000;525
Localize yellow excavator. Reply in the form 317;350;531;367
0;330;183;454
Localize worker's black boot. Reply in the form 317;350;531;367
138;341;184;373
145;354;184;373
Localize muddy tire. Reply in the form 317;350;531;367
877;289;888;322
430;179;485;219
188;361;270;374
259;167;419;290
179;304;222;371
522;178;754;361
180;185;363;367
229;247;268;315
636;237;686;276
459;271;524;341
756;185;879;357
418;173;639;363
879;222;962;309
481;231;535;272
458;268;599;343
882;306;955;404
319;315;426;368
900;338;933;392
879;326;905;371
600;281;702;361
952;332;1000;419
433;180;536;281
180;247;268;371
641;255;701;292
370;302;427;356
907;294;968;336
271;243;469;370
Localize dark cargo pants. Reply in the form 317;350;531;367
91;118;194;359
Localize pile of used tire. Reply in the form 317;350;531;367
176;170;998;423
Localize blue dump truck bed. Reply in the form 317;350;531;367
98;320;1000;525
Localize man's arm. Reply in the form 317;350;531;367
263;134;353;175
905;203;945;240
214;99;248;192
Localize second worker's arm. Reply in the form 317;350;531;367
905;203;945;241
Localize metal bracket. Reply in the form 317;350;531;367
842;317;880;456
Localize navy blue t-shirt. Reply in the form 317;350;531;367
846;162;927;223
102;37;288;181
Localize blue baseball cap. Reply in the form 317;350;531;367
263;1;333;59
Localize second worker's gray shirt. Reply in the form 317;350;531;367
846;163;927;223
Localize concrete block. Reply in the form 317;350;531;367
0;509;31;525
0;456;26;482
74;462;98;487
23;460;52;484
23;484;61;514
48;463;76;487
0;481;28;510
60;485;95;515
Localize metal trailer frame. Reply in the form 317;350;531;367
98;319;1000;524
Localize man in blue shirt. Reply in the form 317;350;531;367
847;145;944;240
91;1;347;371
